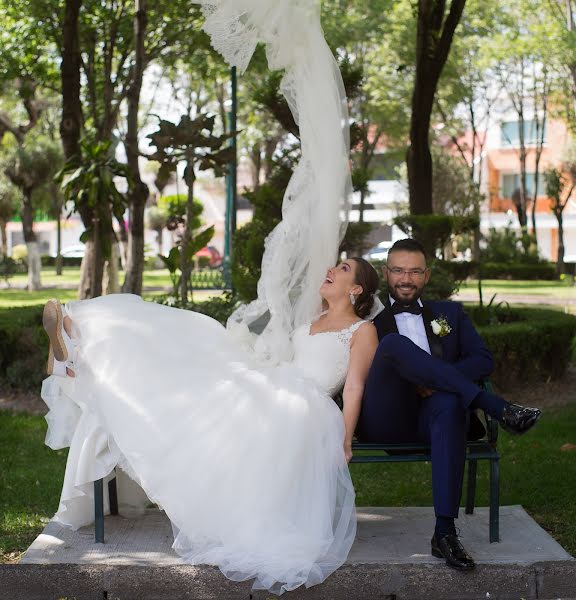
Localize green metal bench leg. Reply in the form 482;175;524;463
489;457;500;543
465;459;477;515
109;476;119;516
94;479;104;543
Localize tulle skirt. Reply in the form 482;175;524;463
41;294;356;594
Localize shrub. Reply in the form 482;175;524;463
41;255;83;268
231;163;287;302
470;307;576;390
480;225;540;264
154;292;239;326
0;255;23;283
11;244;28;264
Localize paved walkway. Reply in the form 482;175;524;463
6;506;573;600
20;506;573;566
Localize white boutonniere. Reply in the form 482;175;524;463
431;316;452;337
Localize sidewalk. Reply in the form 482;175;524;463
4;506;574;600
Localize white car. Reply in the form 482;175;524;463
59;244;86;258
363;241;394;262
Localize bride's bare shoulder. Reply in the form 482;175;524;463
351;321;378;344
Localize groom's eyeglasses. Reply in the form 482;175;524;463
386;267;427;278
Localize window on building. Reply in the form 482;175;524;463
501;173;546;198
500;120;546;147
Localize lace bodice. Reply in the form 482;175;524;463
292;320;367;396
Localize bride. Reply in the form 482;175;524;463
40;1;383;593
41;258;380;594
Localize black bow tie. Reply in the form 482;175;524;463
391;302;422;316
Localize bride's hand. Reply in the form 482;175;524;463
344;443;353;464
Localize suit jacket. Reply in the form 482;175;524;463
372;299;494;382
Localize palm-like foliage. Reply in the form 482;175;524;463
57;138;130;260
147;114;234;304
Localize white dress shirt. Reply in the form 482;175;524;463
389;296;431;355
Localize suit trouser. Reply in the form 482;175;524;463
356;333;482;519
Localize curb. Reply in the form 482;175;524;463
2;561;575;600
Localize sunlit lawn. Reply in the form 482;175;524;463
1;267;225;307
2;405;576;562
8;266;175;290
460;278;576;299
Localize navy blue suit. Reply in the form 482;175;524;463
356;299;494;519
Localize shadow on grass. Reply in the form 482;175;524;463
0;411;66;561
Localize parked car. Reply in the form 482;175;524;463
195;245;223;268
363;241;394;262
58;244;86;258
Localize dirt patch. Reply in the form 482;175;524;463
494;365;576;409
0;385;46;415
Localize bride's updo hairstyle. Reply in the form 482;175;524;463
350;257;380;319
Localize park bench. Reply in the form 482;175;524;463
92;382;500;545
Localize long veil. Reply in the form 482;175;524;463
197;0;352;365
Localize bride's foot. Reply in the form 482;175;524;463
43;299;76;377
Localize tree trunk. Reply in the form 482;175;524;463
0;221;7;257
56;215;63;275
21;194;41;291
122;0;149;296
557;211;565;275
122;188;147;294
60;0;83;161
104;240;121;294
407;0;467;215
78;238;104;299
180;171;195;305
156;228;163;255
472;227;481;262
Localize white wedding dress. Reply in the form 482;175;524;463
41;294;365;593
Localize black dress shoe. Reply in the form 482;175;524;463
431;533;475;571
500;403;542;435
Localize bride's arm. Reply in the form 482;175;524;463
342;323;379;463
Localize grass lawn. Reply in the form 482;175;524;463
460;279;576;299
1;405;576;563
8;266;175;290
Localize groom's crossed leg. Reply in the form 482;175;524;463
356;338;470;522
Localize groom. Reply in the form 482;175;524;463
356;238;541;570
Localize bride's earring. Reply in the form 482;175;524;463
349;293;357;305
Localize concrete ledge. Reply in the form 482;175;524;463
2;562;576;600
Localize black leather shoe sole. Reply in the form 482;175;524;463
431;540;476;571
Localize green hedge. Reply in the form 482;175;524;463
0;302;574;395
478;262;557;280
471;306;576;390
40;256;83;267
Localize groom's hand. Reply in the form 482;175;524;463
416;385;435;398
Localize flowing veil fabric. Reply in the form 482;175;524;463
197;0;352;364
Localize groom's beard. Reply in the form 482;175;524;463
388;282;424;306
